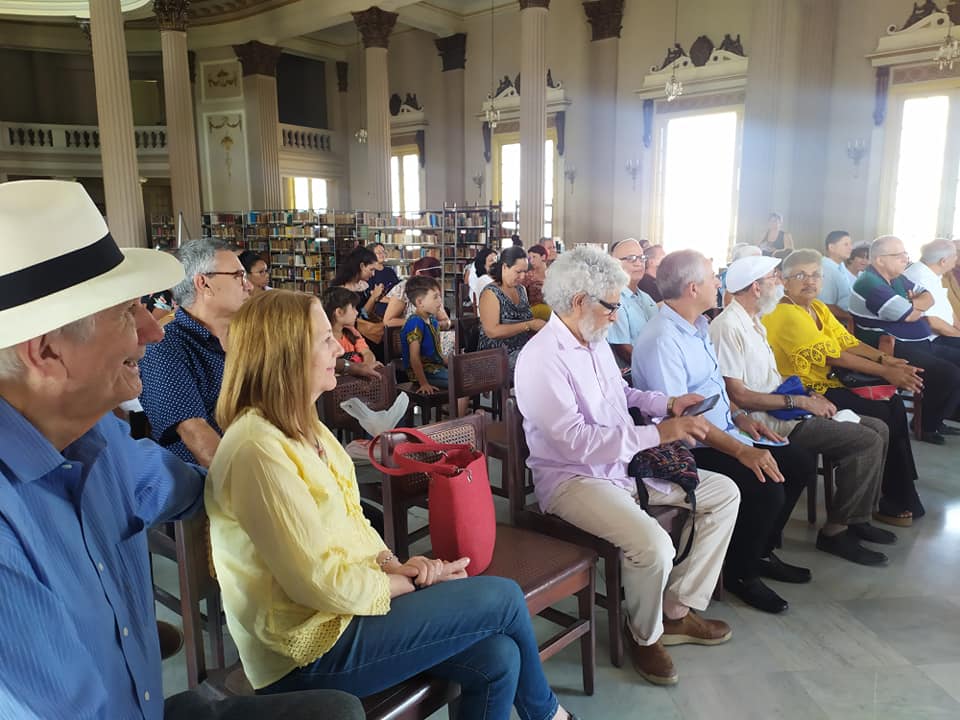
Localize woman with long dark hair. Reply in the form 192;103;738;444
477;246;543;370
332;247;384;320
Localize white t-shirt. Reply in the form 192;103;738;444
470;273;494;307
903;261;954;326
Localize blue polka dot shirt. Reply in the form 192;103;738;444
139;307;225;464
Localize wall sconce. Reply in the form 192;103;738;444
846;139;867;178
625;159;641;191
354;128;368;144
471;170;484;200
564;165;577;194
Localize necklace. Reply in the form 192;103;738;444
783;294;819;324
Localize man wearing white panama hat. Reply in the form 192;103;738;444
0;181;362;719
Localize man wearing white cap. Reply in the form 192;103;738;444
0;181;362;719
710;255;895;566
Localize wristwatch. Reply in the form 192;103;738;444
342;359;353;373
731;409;748;420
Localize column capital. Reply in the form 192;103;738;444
582;0;623;41
352;6;398;49
336;61;349;92
153;0;190;32
435;33;467;71
233;40;282;77
519;0;550;9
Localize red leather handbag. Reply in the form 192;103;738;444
370;428;496;576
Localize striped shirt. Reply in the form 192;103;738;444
0;397;204;719
849;265;935;344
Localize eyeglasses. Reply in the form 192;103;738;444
881;252;910;261
617;254;645;264
592;297;622;316
204;270;247;282
783;271;823;282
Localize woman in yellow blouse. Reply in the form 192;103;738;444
205;290;574;720
762;249;924;526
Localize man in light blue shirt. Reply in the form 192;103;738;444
0;181;362;720
608;238;659;367
632;249;816;616
818;230;853;313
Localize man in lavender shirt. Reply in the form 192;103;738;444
515;246;740;687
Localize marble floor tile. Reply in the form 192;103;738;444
917;663;960;704
794;666;960;720
839;596;960;665
669;671;828;720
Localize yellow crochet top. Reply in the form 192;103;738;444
205;410;390;690
761;299;860;393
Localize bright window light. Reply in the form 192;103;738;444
891;95;949;258
390;156;401;216
293;177;310;210
661;111;739;265
499;140;555;238
402;153;420;219
310;178;327;212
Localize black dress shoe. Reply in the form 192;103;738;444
725;577;789;614
816;530;888;566
757;552;812;584
920;431;946;445
848;522;897;545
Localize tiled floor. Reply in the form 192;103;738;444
158;435;960;719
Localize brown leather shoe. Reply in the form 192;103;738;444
661;610;732;646
625;619;678;685
157;620;184;660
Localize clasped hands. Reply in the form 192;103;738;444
382;553;470;593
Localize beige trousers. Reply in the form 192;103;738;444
545;470;739;646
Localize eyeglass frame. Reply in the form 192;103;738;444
203;270;247;282
880;251;910;261
782;270;823;282
616;254;646;264
591;296;622;316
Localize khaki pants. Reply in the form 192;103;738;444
545;470;739;646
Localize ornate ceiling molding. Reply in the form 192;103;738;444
868;6;959;67
582;0;623;42
153;0;190;31
435;32;467;71
0;0;150;16
352;6;398;50
476;70;570;124
232;40;282;77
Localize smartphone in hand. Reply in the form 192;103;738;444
681;393;720;417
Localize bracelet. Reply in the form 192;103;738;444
784;394;795;410
377;552;397;569
731;409;748;420
666;397;676;415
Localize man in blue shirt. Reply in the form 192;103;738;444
632;250;816;615
819;230;854;314
0;181;362;719
140;238;251;466
607;238;659;368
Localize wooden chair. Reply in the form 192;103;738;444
456;314;481;354
878;334;923;440
385;325;448;424
318;364;398;443
446;347;511;495
383;324;405;365
378;414;597;695
807;457;837;525
175;515;458;720
505;398;689;669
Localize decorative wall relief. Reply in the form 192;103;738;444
201;61;242;102
203;112;248;210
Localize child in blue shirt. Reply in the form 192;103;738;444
401;275;448;393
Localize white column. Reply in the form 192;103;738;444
89;0;146;247
366;47;391;212
156;1;202;239
436;33;467;204
519;0;548;244
583;0;623;245
233;41;283;209
354;7;398;214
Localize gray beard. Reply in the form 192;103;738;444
579;316;609;344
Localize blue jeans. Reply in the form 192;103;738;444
259;576;558;720
425;367;449;388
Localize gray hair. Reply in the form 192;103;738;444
730;243;762;263
657;250;707;300
543;245;628;315
172;238;234;308
781;249;822;276
920;238;957;265
870;235;901;263
0;315;97;381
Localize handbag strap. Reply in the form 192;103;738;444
367;428;473;477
